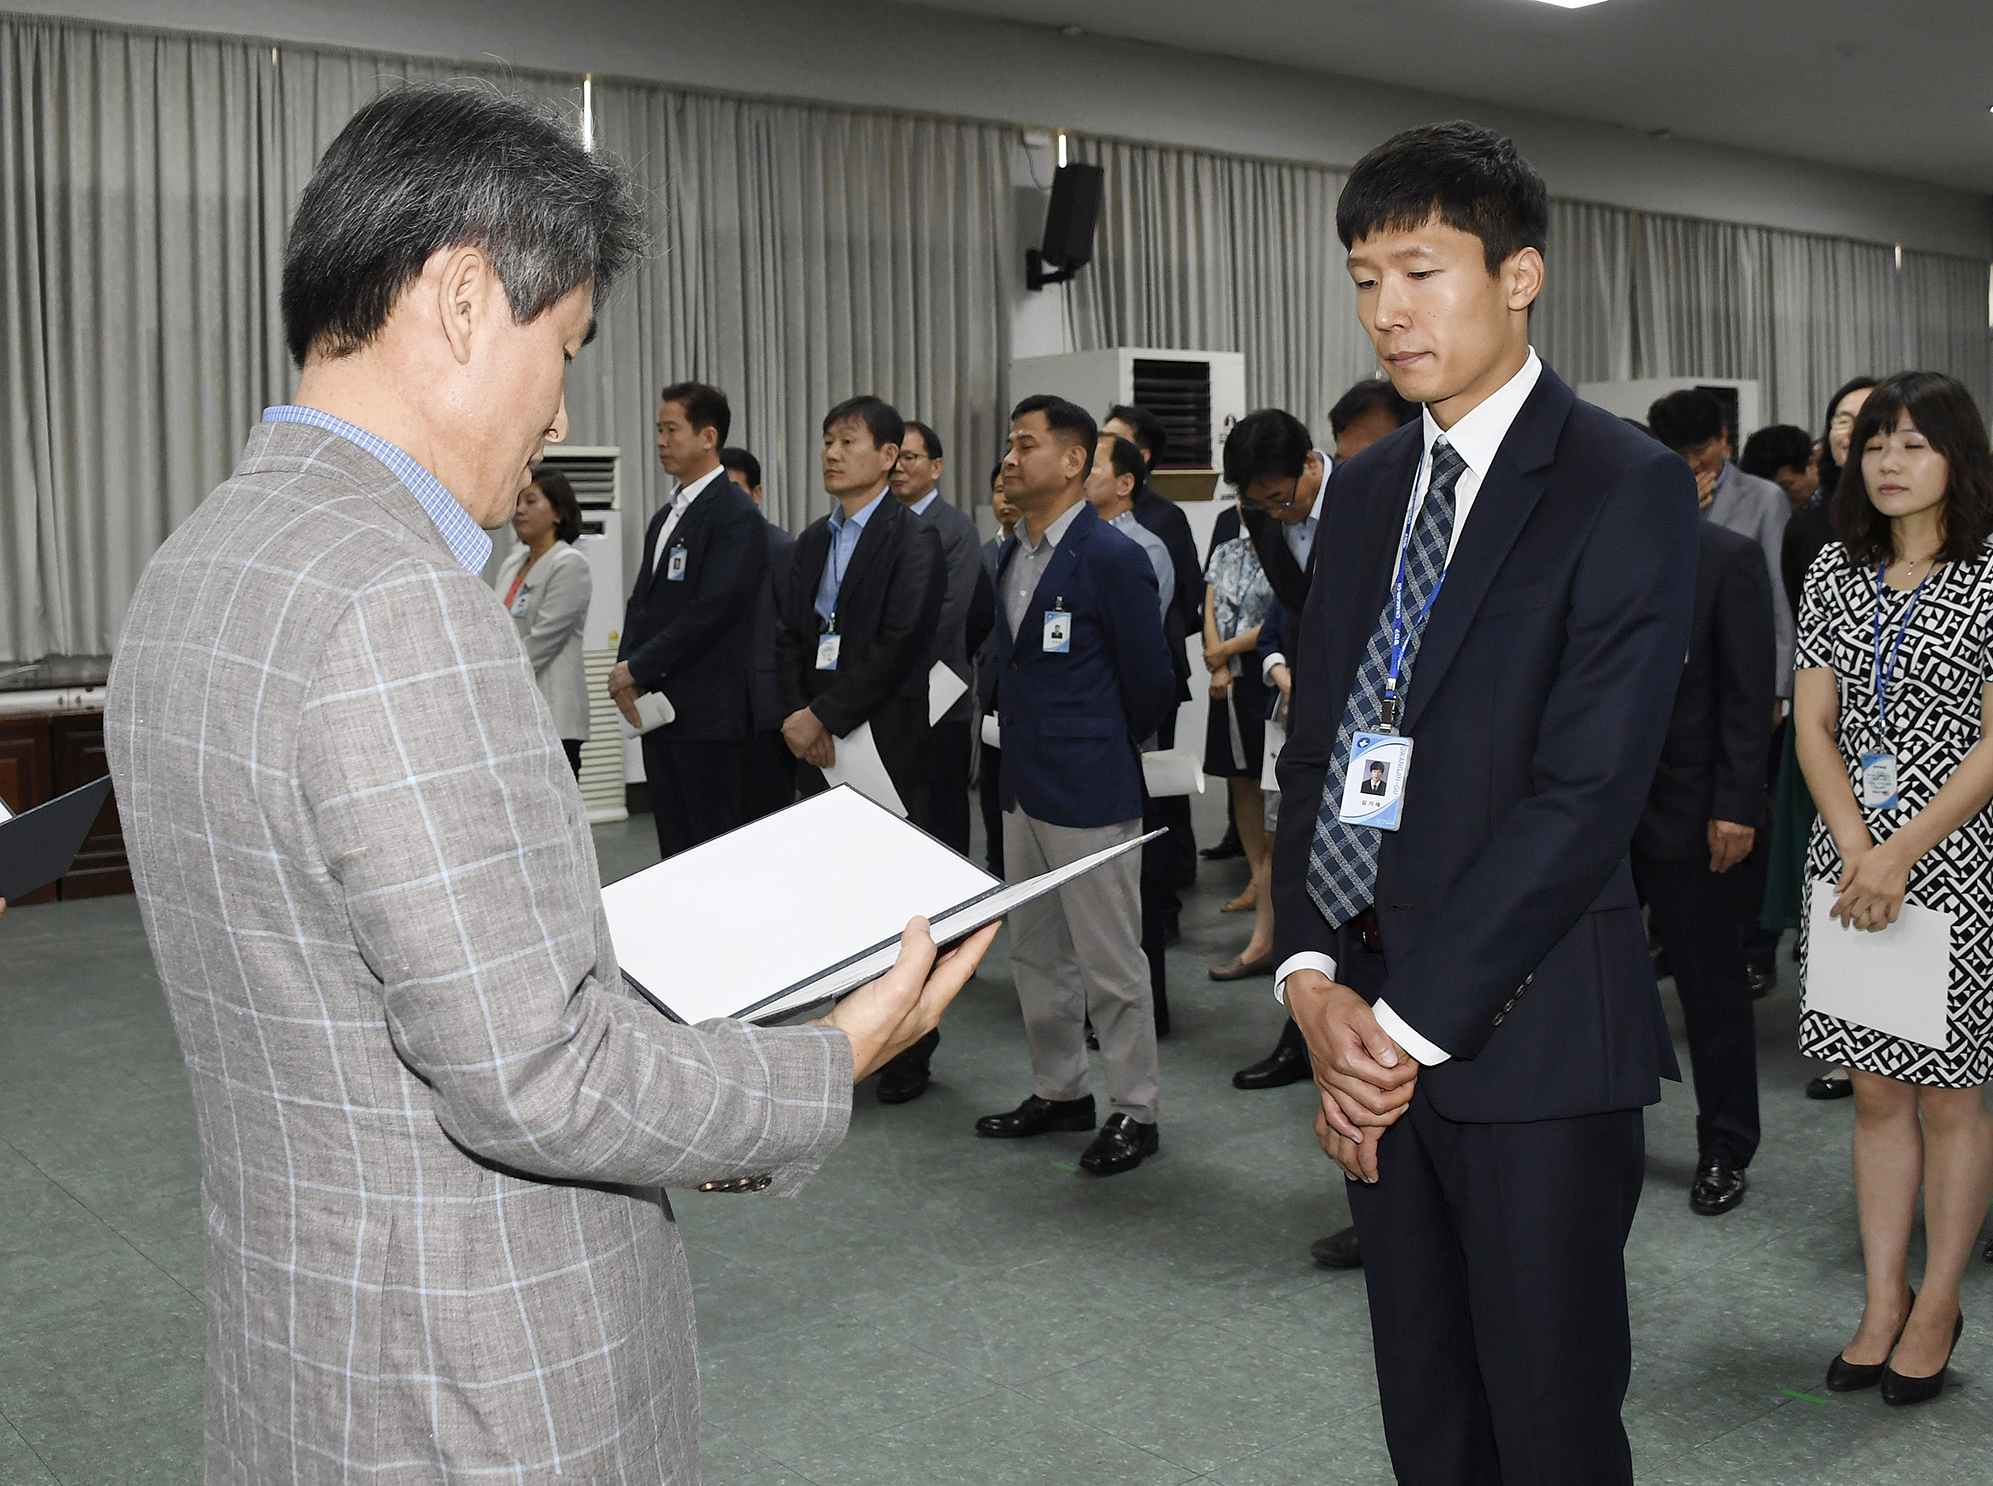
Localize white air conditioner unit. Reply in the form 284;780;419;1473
533;445;630;825
1578;378;1764;447
1009;348;1247;505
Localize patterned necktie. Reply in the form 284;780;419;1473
1305;439;1467;929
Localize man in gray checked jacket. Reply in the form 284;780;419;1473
104;86;992;1486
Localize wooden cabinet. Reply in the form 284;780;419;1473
0;711;130;901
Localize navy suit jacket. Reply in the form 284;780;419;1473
994;502;1177;829
1271;366;1696;1123
617;474;766;743
1633;520;1774;859
749;519;796;733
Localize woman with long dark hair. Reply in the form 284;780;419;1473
1794;371;1993;1405
1765;376;1878;1099
493;467;593;778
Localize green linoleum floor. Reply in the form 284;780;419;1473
3;798;1989;1485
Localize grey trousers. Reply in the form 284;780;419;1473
1002;808;1159;1123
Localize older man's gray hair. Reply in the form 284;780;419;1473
280;84;646;365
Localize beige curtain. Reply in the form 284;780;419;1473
575;84;1013;576
0;14;1011;661
1066;130;1989;442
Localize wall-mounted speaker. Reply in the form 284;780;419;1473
1027;162;1104;291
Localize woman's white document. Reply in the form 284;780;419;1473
1802;881;1953;1051
602;785;1160;1024
620;690;676;736
1140;749;1204;797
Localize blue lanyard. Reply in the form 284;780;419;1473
1872;560;1935;738
1381;454;1450;728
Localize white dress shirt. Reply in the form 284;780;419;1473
1275;348;1544;1067
650;463;727;576
1281;450;1330;571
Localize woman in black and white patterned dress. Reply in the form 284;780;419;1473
1794;371;1993;1406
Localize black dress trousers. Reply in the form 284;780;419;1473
1633;851;1761;1166
742;729;799;822
1338;931;1645;1486
929;719;973;855
977;743;1006;878
642;733;744;861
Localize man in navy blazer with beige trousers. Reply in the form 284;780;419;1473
1275;125;1696;1484
975;396;1177;1176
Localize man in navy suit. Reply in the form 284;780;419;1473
1272;123;1695;1484
610;382;766;859
974;396;1177;1176
721;447;800;822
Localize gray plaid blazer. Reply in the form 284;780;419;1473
106;421;853;1484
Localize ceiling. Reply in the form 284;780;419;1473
908;0;1993;195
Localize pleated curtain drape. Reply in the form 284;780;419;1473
1065;129;1989;436
0;14;1011;661
4;12;1989;663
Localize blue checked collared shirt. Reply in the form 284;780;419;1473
813;487;890;623
262;405;493;574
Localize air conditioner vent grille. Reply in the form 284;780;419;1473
1132;359;1212;468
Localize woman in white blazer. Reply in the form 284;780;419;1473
493;468;593;776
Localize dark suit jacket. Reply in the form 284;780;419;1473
1134;482;1206;636
915;496;985;724
975;535;1006;716
750;519;795;732
1633;521;1774;860
776;493;946;788
993;502;1177;828
1240;503;1316;614
617;474;766;743
1272;366;1696;1123
1781;495;1832;623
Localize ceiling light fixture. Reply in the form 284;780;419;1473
1527;0;1613;8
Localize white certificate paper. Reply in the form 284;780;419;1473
928;661;968;727
1803;881;1952;1051
820;720;906;817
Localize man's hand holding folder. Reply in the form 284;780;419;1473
815;917;1000;1080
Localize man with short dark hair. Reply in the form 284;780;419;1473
1739;422;1820;512
1104;403;1203;947
611;381;766;858
892;419;991;861
1648;387;1792;995
1276;121;1695;1483
1221;407;1328;613
976;396;1176;1174
777;397;949;1097
103;84;992;1485
723;446;801;821
1329;377;1420;454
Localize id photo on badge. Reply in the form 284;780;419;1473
1339;731;1413;831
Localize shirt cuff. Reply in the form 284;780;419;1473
1372;999;1451;1065
1273;951;1337;1006
1260;650;1287;684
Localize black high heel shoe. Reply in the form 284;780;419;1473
1880;1310;1964;1406
1825;1287;1915;1392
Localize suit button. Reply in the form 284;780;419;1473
747;1174;773;1192
1008;662;1019;672
1522;974;1534;988
1492;1012;1505;1026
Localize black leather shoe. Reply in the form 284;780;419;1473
1826;1287;1914;1392
1807;1073;1854;1100
1689;1153;1747;1215
1310;1225;1362;1269
1233;1040;1310;1090
875;1030;939;1105
1078;1113;1158;1175
1201;829;1244;861
1747;960;1776;999
1210;953;1276;981
1881;1311;1964;1406
974;1094;1096;1139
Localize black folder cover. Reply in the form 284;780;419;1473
0;775;115;900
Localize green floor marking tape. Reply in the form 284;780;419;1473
1779;1388;1832;1406
1052;1162;1079;1173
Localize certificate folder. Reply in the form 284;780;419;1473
0;775;115;901
601;785;1160;1025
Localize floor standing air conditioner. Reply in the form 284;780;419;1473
533;445;630;825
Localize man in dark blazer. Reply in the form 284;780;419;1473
976;463;1020;878
892;418;991;856
610;382;766;860
1105;404;1202;951
721;447;799;822
974;396;1177;1175
1632;516;1774;1216
777;395;947;1101
1273;124;1695;1485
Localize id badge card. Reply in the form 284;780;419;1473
1042;610;1072;654
1338;731;1414;831
815;632;841;671
666;545;688;582
1860;751;1899;810
508;584;531;619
